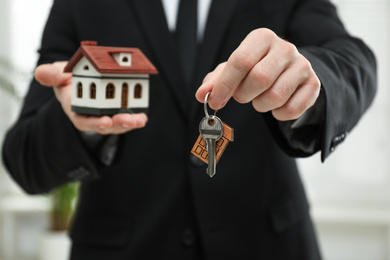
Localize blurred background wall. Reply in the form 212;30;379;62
0;0;389;259
299;0;390;259
0;1;53;259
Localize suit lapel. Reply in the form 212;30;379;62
129;0;238;119
129;0;190;116
196;0;239;80
191;0;239;118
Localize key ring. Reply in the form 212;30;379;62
204;92;218;119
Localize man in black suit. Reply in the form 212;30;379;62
2;0;376;259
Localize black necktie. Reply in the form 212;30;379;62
175;0;197;89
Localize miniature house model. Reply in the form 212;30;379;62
64;41;158;115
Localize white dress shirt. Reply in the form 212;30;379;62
161;0;212;41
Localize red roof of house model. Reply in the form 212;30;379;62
64;41;158;74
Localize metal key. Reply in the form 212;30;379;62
199;115;223;177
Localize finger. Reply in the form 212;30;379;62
34;61;71;87
251;64;309;113
72;113;149;135
196;63;225;103
96;113;148;135
271;78;321;121
112;113;148;129
233;52;289;104
209;29;274;110
71;114;113;133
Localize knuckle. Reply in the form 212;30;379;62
303;77;321;100
309;80;321;96
231;50;255;73
305;82;321;108
219;76;236;94
116;120;127;128
267;88;285;106
285;43;298;56
311;74;321;89
286;105;304;119
283;103;302;120
233;92;250;104
215;63;225;71
297;59;313;79
252;100;268;113
221;80;234;95
252;69;273;87
300;58;312;71
251;28;275;39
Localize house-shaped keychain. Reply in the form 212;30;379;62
64;41;158;115
191;122;234;165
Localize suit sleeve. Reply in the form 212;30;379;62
264;0;377;161
2;0;102;194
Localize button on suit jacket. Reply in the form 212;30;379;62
2;0;376;259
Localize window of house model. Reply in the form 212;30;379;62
90;83;96;99
106;83;115;99
77;82;83;98
134;84;142;99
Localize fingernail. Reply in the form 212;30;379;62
121;124;129;128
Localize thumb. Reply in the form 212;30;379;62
195;78;214;103
34;61;71;87
195;62;226;104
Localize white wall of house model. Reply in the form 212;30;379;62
71;56;150;115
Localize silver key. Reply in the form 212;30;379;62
199;115;223;177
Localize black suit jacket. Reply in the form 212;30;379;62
2;0;376;259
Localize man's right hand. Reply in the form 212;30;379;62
34;61;148;135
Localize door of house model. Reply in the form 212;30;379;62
121;83;128;109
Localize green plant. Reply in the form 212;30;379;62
50;182;79;231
